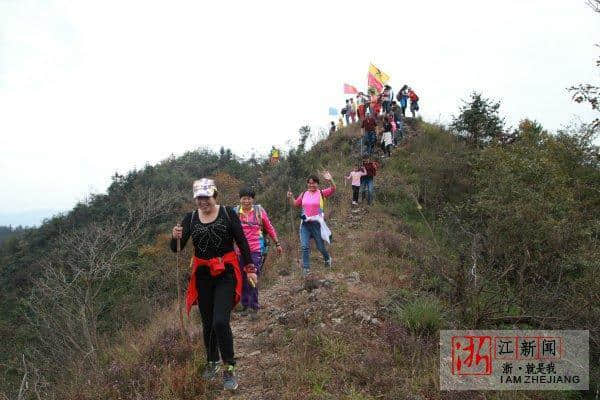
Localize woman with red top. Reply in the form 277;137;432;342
408;87;420;118
356;92;367;120
371;92;381;116
286;171;336;276
170;178;254;391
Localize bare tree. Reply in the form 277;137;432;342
569;0;600;130
25;187;177;385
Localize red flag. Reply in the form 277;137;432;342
367;73;383;93
344;83;358;94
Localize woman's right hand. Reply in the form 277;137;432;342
247;272;258;287
172;225;183;239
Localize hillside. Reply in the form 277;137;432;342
1;118;599;399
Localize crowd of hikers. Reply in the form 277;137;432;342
167;85;416;392
342;84;420;122
335;84;420;158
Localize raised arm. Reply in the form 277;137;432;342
322;171;336;192
287;191;301;208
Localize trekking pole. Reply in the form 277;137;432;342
175;224;188;345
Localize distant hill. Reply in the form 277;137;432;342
0;208;63;227
0;225;28;245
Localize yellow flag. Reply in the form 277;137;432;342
368;63;390;84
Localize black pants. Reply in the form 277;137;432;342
384;144;392;157
196;267;236;365
352;185;360;202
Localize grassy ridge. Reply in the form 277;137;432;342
1;119;598;398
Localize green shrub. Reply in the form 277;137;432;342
394;297;444;335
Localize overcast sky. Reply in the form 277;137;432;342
1;0;599;226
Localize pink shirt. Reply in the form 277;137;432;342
237;206;278;253
346;170;366;186
294;187;335;217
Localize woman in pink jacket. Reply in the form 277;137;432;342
346;165;366;205
234;187;282;317
287;171;336;276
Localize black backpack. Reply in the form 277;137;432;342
341;107;347;115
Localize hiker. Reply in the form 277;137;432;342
408;87;420;118
381;118;393;158
233;187;282;319
170;178;254;391
397;85;409;117
382;85;393;114
329;121;336;136
349;98;357;123
337;116;345;130
387;112;397;138
344;99;351;125
360;156;379;205
392;102;404;143
378;125;386;154
269;146;280;166
286;171;336;276
356;92;367;120
361;112;377;156
370;91;381;116
346;164;366;205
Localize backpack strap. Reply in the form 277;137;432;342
300;190;326;213
222;205;231;224
253;204;264;230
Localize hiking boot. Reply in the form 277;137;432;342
325;257;332;268
301;268;310;277
202;361;220;380
352;201;358;205
223;365;238;391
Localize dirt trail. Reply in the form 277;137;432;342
203;206;388;399
196;124;424;398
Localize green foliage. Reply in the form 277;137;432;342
450;92;505;144
386;118;599;382
392;297;445;335
297;125;311;153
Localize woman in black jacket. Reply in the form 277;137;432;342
170;178;255;391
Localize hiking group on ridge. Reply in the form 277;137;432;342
167;80;409;392
337;84;420;160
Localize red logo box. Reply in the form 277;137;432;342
451;336;493;375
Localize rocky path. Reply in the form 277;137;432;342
205;210;386;399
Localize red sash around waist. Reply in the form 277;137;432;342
185;251;242;314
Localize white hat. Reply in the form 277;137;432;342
192;178;217;198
